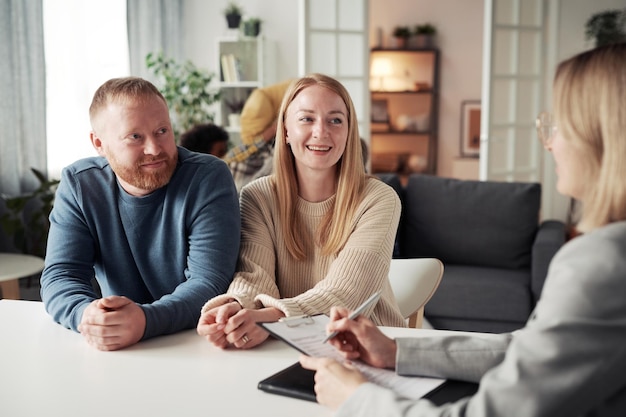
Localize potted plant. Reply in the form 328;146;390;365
224;2;243;29
392;26;411;49
242;17;262;37
585;9;626;47
413;23;437;48
0;168;59;257
146;51;221;140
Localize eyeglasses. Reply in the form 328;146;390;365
536;111;557;147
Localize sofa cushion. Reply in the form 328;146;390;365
425;264;533;323
401;175;541;269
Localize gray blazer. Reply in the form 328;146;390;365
337;221;626;417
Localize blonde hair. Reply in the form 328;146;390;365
272;74;366;260
552;43;626;232
89;77;167;128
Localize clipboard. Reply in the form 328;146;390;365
258;361;478;405
257;361;317;402
257;314;447;402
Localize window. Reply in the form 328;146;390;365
43;0;129;178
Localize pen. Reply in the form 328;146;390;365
323;291;382;343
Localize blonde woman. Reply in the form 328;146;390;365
197;74;405;349
301;43;626;416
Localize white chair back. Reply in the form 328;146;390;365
389;258;443;328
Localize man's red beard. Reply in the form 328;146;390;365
108;151;178;192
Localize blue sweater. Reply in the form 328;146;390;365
40;147;240;339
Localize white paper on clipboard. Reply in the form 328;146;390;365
259;314;445;400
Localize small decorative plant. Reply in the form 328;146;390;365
0;168;59;256
413;23;437;48
242;17;262;37
392;26;411;49
415;23;437;36
585;9;626;47
224;2;243;29
146;51;221;140
393;26;412;39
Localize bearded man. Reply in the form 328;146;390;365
40;77;240;351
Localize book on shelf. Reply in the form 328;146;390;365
221;54;232;82
221;54;242;82
232;56;244;81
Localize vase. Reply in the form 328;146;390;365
228;113;241;128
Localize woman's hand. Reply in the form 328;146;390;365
196;301;242;348
300;355;367;410
326;306;397;369
198;303;285;349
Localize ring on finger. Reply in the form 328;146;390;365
242;335;250;344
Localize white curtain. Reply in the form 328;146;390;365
0;0;47;196
127;0;183;80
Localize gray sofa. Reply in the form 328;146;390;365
378;173;567;333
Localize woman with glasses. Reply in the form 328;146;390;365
301;43;626;416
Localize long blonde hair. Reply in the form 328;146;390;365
553;43;626;232
272;74;366;260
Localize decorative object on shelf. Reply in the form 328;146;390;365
145;51;221;139
412;23;437;48
584;9;626;47
224;1;243;29
370;56;393;91
228;113;241;129
371;99;390;123
242;17;261;37
1;168;59;257
406;154;428;173
414;113;430;131
394;114;429;132
392;26;411;49
414;82;430;91
395;114;413;132
225;97;246;128
460;100;481;158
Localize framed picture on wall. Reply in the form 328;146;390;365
460;100;481;158
371;99;390;123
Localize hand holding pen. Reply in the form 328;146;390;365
323;291;382;343
323;298;398;369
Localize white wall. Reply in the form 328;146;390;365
182;0;299;82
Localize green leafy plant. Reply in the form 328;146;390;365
145;51;221;139
585;9;626;47
223;2;243;28
223;1;243;17
242;17;262;37
0;168;60;256
415;23;437;35
393;26;411;39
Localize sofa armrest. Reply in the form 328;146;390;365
531;220;567;303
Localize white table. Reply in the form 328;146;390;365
0;300;469;417
0;253;45;299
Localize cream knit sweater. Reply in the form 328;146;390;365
202;175;406;327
